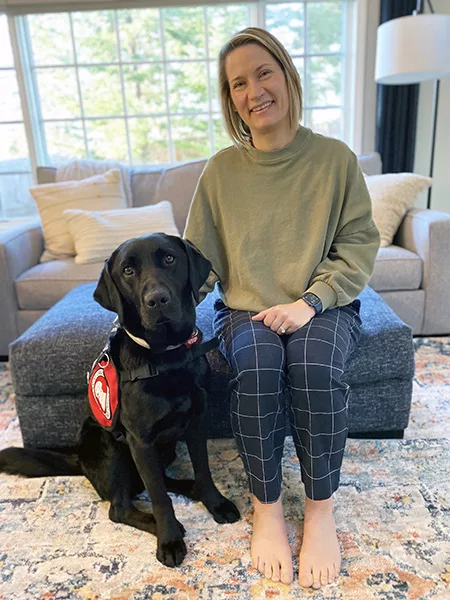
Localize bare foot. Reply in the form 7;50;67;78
251;495;293;584
298;496;341;589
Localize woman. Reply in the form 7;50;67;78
184;27;379;589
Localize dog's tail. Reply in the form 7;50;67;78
0;447;82;477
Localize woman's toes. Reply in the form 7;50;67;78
298;568;314;588
312;567;321;589
328;565;336;584
265;562;273;580
271;562;280;582
257;559;265;575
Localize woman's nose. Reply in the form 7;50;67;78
248;78;264;99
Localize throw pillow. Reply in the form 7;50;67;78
364;173;432;247
63;201;180;264
30;169;127;262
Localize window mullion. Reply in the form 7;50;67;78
8;14;47;178
114;9;132;165
160;9;174;164
69;12;89;159
203;6;215;155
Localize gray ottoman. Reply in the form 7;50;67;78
9;284;414;448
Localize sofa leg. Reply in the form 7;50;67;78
348;430;404;439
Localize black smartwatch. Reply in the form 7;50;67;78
301;292;323;314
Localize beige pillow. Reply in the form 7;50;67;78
63;201;180;264
365;173;432;247
30;169;127;262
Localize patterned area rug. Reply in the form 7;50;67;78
0;337;449;599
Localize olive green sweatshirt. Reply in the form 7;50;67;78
183;125;380;312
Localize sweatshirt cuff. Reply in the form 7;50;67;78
304;281;337;312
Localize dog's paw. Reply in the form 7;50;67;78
157;537;187;567
210;497;241;524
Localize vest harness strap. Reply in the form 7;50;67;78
87;325;219;438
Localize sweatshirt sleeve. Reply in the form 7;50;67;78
183;161;228;304
305;151;380;310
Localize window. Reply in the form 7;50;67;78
0;15;35;219
2;0;359;218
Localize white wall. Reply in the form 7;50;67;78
413;0;450;213
361;0;379;154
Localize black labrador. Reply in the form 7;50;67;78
0;233;240;567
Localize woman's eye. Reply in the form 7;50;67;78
123;266;135;276
165;254;175;264
233;81;243;89
260;70;270;78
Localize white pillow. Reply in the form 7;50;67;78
364;173;432;247
30;169;127;262
63;201;180;264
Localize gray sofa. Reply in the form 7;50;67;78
1;151;449;357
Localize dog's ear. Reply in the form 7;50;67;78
93;256;125;322
179;239;212;304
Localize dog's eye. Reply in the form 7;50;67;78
165;254;175;264
123;266;135;276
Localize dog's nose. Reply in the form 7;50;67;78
144;289;171;309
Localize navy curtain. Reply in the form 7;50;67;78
376;0;420;173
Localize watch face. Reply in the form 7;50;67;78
303;293;321;307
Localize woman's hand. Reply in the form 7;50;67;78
251;299;316;335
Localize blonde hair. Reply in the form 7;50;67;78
218;27;303;149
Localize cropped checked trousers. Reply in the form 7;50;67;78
213;298;362;503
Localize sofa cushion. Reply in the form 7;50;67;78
30;169;127;262
15;259;103;310
153;159;207;235
369;246;422;292
63;201;180;264
10;282;414;398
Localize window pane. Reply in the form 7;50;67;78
36;67;80;119
306;55;342;106
85;118;128;161
28;14;73;66
163;7;205;60
209;60;220;113
266;3;305;56
0;15;14;68
213;114;231;153
167;62;208;113
129;117;169;165
293;57;305;87
309;108;342;139
0;70;22;122
45;121;86;165
171;115;210;162
0;124;30;166
79;66;123;117
0;173;36;219
207;5;250;58
307;1;344;54
118;8;162;62
123;64;165;115
72;11;118;64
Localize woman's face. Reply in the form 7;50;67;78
225;43;290;143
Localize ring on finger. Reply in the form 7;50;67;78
279;326;286;335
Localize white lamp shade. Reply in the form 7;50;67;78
375;14;450;84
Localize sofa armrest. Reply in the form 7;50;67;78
0;220;44;354
396;208;450;335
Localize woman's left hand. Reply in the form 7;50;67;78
251;299;316;335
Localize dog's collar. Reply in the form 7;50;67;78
123;326;201;352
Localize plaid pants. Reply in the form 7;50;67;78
213;298;362;503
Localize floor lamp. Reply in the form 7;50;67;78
374;1;450;209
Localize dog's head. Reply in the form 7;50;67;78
93;233;212;352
